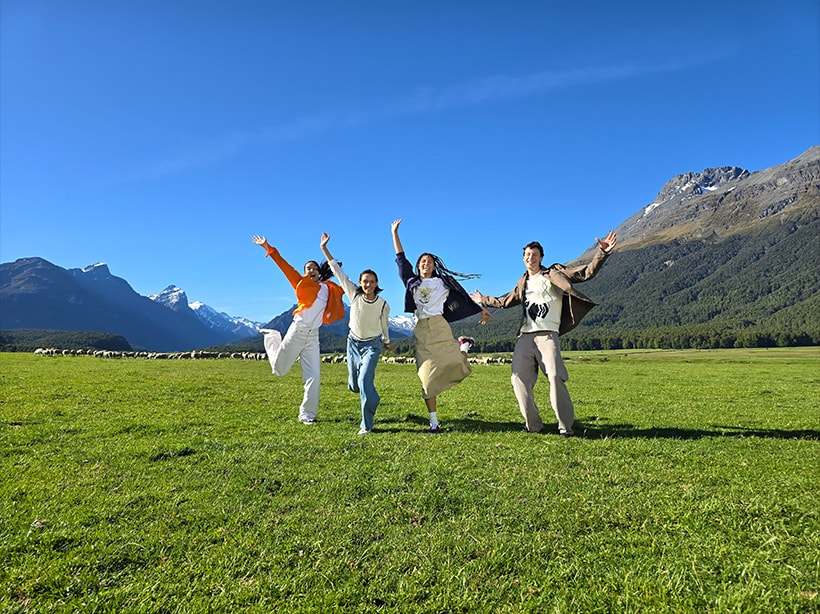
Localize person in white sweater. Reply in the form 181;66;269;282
320;232;391;435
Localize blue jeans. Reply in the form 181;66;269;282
347;336;382;431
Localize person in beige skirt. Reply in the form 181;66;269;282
391;219;491;433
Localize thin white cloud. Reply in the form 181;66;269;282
391;64;654;115
107;61;690;184
99;131;251;186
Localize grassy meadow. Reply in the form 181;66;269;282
1;348;818;613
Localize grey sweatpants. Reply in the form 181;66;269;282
510;331;574;435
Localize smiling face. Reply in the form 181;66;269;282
359;272;378;299
523;247;543;275
416;254;436;279
304;261;321;282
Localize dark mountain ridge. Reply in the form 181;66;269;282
0;259;227;352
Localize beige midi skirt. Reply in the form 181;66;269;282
414;315;471;399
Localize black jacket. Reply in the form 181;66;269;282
395;251;481;323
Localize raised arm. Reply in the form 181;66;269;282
319;232;334;262
320;232;357;297
596;231;617;254
251;234;302;289
391;219;404;254
559;231;618;284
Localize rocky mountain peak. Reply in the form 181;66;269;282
602;146;820;253
654;166;750;205
71;262;112;280
148;285;189;311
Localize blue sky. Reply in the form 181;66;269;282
2;1;818;323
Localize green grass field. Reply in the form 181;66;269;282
2;348;818;613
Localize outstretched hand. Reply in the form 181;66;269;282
479;307;492;326
391;219;402;233
320;232;330;248
596;231;617;253
252;235;267;246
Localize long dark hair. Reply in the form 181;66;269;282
305;260;338;282
415;252;480;281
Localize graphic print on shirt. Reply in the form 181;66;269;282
417;286;432;304
525;275;552;323
527;301;549;321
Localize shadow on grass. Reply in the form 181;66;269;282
376;414;820;440
574;422;820;440
373;413;522;434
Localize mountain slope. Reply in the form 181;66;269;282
602;145;819;251
447;146;820;349
0;259;227;351
149;285;263;338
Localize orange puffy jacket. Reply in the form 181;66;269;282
263;243;345;325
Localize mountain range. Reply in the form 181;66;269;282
149;285;263;339
2;146;818;352
0;260;414;352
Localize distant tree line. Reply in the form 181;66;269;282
461;323;819;353
0;329;133;352
561;323;820;351
5;321;818;356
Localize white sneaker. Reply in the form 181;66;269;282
458;336;475;353
300;418;316;425
357;428;370;435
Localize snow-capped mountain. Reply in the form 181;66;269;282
189;301;263;338
149;284;413;342
389;314;416;335
149;285;263;339
148;285;190;311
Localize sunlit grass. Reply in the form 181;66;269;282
1;348;818;612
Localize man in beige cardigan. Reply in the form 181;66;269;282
470;232;616;436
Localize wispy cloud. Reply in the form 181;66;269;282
107;61;689;184
99;131;252;186
388;64;663;115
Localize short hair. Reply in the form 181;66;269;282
523;241;544;258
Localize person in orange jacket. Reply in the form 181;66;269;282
253;234;345;425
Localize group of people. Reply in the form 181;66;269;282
252;221;616;437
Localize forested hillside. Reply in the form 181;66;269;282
0;329;133;352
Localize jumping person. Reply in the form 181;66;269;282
320;232;390;435
252;234;345;425
470;232;617;436
391;218;491;433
